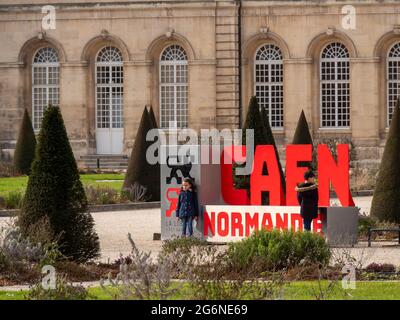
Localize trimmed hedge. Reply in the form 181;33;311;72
370;98;400;223
18;105;100;262
13;109;36;175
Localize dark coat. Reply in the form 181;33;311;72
296;182;319;219
176;189;199;218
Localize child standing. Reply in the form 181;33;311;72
176;178;199;237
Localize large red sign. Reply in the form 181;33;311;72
203;206;323;242
220;144;354;207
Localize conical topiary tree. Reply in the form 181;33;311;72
148;105;160;201
234;96;286;204
370;98;400;223
242;96;267;146
292;109;315;170
233;96;266;193
18;105;100;262
123;107;160;201
13;109;37;175
148;105;158;129
260;105;286;201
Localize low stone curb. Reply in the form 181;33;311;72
0;281;101;292
0;201;161;217
0;190;373;217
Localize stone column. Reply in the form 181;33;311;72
59;62;89;159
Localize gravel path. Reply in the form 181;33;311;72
92;209;161;262
1;196;399;267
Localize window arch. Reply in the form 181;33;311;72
254;44;284;128
387;42;400;126
95;46;124;130
32;47;59;130
320;42;350;128
159;44;188;128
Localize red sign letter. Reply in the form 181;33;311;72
250;145;284;205
220;145;250;205
318;144;354;206
286;144;312;205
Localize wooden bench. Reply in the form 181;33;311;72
367;225;400;247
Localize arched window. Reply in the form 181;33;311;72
254;44;284;128
32;47;59;130
95;46;124;131
160;44;188;128
387;42;400;126
320;42;350;128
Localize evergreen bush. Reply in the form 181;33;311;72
18;105;100;262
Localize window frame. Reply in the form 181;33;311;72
94;46;124;130
159;44;188;129
319;42;351;129
254;43;284;129
31;47;60;131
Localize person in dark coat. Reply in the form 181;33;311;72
295;170;319;231
176;177;199;237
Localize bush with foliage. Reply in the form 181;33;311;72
371;98;400;223
234;96;285;203
260;103;286;197
13;109;37;175
3;191;24;209
365;262;396;273
120;181;151;202
123;107;160;201
292;109;315;170
100;233;179;300
358;213;377;237
26;275;90;300
0;224;45;264
84;185;120;205
148;105;158;129
18;105;100;262
0;160;18;177
227;229;331;272
161;237;208;255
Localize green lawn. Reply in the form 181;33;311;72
1;281;399;300
0;174;124;197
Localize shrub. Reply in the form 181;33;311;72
100;233;178;300
18;105;100;262
292;110;315;170
370;98;400;223
161;237;208;255
0;159;18;177
365;263;396;273
260;104;286;192
121;182;151;202
4;191;24;209
0;224;45;264
13;108;37;175
350;166;378;191
148;105;158;128
358;214;377;237
173;240;286;300
26;275;90;300
227;229;331;272
0;250;9;272
84;185;120;205
233;97;286;203
123;106;160;201
0;222;61;281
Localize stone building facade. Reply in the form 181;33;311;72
1;0;400;168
